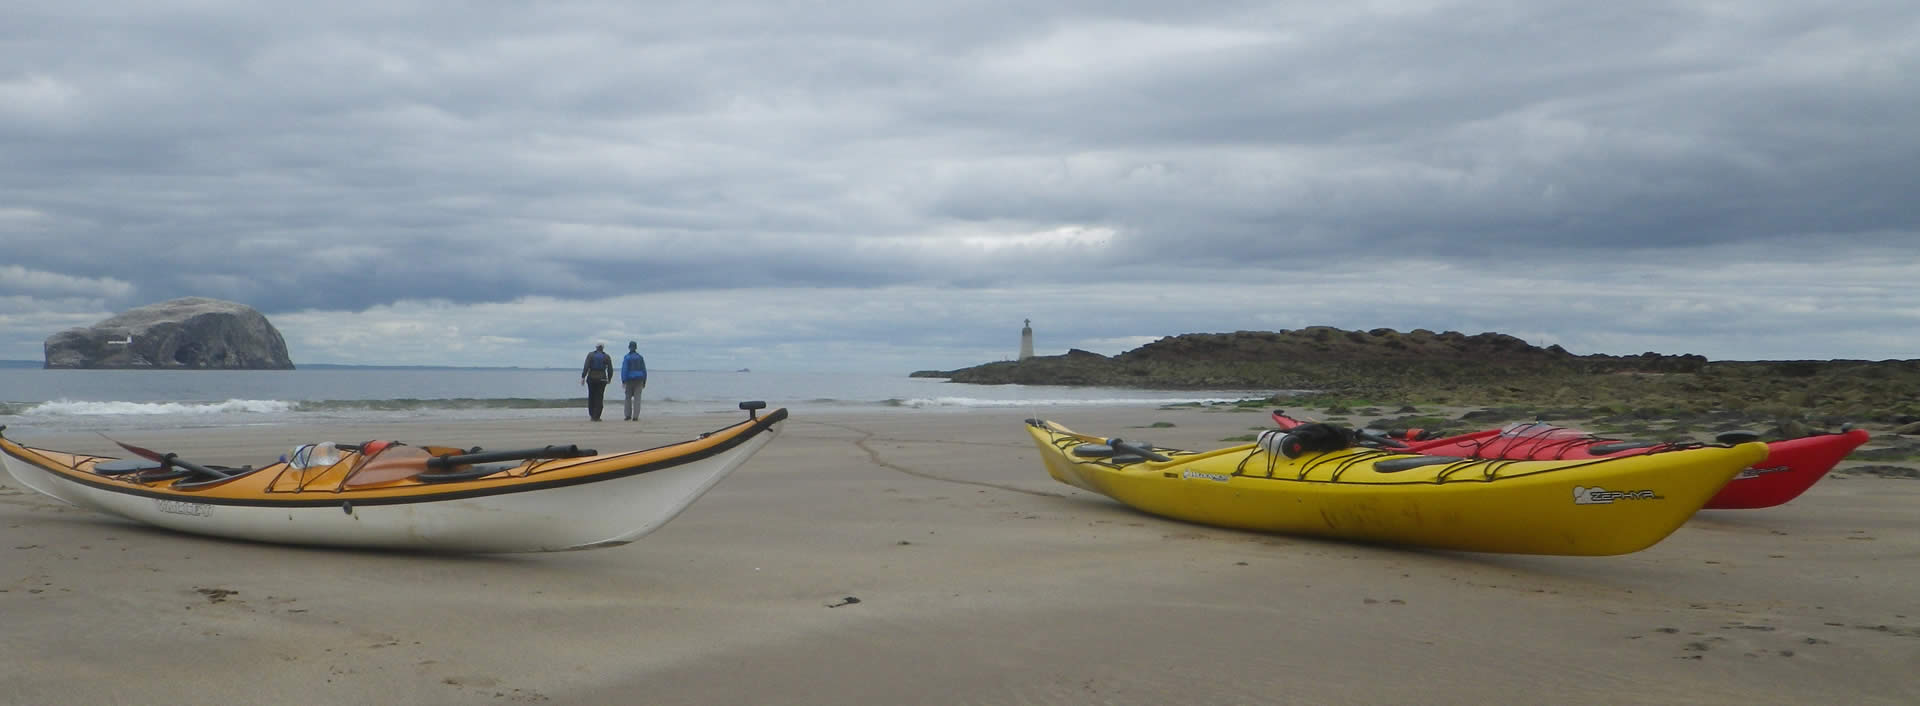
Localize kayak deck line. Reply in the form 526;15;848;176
1029;418;1689;487
0;406;788;509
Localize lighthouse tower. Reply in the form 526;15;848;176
1019;319;1034;360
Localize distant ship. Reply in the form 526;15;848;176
737;368;751;373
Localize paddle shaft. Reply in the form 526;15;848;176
162;453;230;479
426;445;596;469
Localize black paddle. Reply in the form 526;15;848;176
99;434;230;479
424;445;598;470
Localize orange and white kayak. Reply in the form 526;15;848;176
0;403;786;553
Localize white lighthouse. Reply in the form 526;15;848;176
1019;319;1034;360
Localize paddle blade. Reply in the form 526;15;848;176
1271;410;1309;430
343;446;433;488
99;433;166;462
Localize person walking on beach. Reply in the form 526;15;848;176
580;342;614;422
620;341;648;422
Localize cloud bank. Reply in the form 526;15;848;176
2;1;1915;369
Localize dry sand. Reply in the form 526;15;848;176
2;406;1915;705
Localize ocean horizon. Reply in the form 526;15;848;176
0;366;1279;435
2;359;730;371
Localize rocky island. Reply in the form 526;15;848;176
44;297;295;370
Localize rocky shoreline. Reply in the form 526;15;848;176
915;327;1920;474
914;328;1918;422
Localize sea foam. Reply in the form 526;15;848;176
19;399;296;416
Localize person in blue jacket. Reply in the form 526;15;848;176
580;342;614;421
620;341;648;422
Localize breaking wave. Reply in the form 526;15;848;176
294;398;582;411
8;399;297;416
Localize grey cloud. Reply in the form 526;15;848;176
0;1;1914;367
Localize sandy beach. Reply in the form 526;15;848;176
3;406;1915;705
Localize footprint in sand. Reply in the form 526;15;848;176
440;675;550;702
193;587;239;604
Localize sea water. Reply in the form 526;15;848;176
0;367;1276;434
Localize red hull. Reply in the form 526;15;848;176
1273;413;1870;510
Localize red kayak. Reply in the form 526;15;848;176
1271;411;1869;510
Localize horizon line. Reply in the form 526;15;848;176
0;360;776;372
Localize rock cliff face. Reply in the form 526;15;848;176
44;297;295;370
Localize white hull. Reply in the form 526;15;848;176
1;424;780;553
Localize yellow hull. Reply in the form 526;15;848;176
1027;420;1767;556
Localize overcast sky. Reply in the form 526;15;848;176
3;1;1915;372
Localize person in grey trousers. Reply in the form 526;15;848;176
620;341;648;421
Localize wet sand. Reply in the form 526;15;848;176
2;406;1916;705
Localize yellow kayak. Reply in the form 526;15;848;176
1026;419;1767;556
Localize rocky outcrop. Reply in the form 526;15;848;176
44;297;294;370
912;327;1920;422
1116;328;1565;364
914;328;1706;384
1113;328;1706;371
